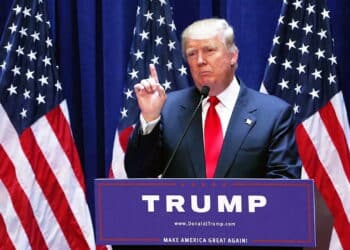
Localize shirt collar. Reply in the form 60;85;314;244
203;76;240;109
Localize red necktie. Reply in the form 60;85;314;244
204;96;223;178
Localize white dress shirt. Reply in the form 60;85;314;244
201;77;240;137
140;76;240;135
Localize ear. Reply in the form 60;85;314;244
230;50;239;66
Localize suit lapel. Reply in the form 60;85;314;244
176;90;206;178
214;85;257;178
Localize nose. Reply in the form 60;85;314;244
197;52;206;65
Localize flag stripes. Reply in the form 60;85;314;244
0;145;50;249
21;129;90;249
0;186;22;250
296;96;350;248
45;104;86;191
0;102;95;249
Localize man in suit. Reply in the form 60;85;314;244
125;18;301;181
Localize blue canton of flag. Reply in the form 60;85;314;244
0;0;62;133
261;0;350;249
110;0;190;178
0;0;96;248
262;0;338;124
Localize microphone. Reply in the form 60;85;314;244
159;86;210;178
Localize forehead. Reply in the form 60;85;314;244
185;35;224;50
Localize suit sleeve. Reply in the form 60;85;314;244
124;121;164;178
266;105;302;179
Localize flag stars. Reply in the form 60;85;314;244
35;13;43;22
136;6;141;15
177;65;187;76
272;35;280;45
38;75;49;86
133;49;144;60
309;88;320;99
157;15;165;26
321;8;330;20
302;24;313;35
278;16;284;25
143;10;153;21
154;36;163;46
286;39;296;50
55;80;62;91
317;29;327;40
166;60;173;71
26;69;34;80
42;56;51;66
281;59;293;70
16;45;24;56
11;65;21;76
129;68;139;79
4;42;12;52
293;104;300;114
23;89;31;99
292;0;302;10
298;43;309;55
163;80;171;90
31;31;40;42
20;108;28;118
288;19;299;30
311;68;322;80
328;54;337;65
8;23;17;33
159;0;167;6
328;73;336;85
27;50;37;61
306;4;315;15
36;93;46;104
315;49;325;60
168;20;176;31
45;37;53;48
19;27;28;37
0;61;6;70
13;5;22;15
124;88;133;99
120;107;128;118
296;63;306;74
151;55;160;65
7;84;17;95
278;78;289;90
168;40;176;51
268;54;276;65
22;7;31;17
294;84;302;95
139;30;150;40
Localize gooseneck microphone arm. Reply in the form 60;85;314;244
159;86;210;178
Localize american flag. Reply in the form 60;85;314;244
0;0;96;249
261;0;350;249
109;0;189;178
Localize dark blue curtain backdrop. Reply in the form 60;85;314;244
1;0;349;235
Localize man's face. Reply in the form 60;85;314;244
184;35;238;96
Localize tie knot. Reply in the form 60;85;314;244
208;96;220;106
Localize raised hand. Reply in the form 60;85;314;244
134;64;167;122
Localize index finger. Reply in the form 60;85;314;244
149;64;159;83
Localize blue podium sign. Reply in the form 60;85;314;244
95;178;315;247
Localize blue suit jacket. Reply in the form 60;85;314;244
125;82;301;179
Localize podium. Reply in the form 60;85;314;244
94;178;315;247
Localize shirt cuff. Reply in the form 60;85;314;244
140;114;161;135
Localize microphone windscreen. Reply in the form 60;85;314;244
200;86;210;98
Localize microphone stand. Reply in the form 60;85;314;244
159;86;210;178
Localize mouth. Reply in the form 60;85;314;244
199;71;211;77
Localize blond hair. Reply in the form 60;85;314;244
181;18;238;59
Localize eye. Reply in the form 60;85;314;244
186;51;196;58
